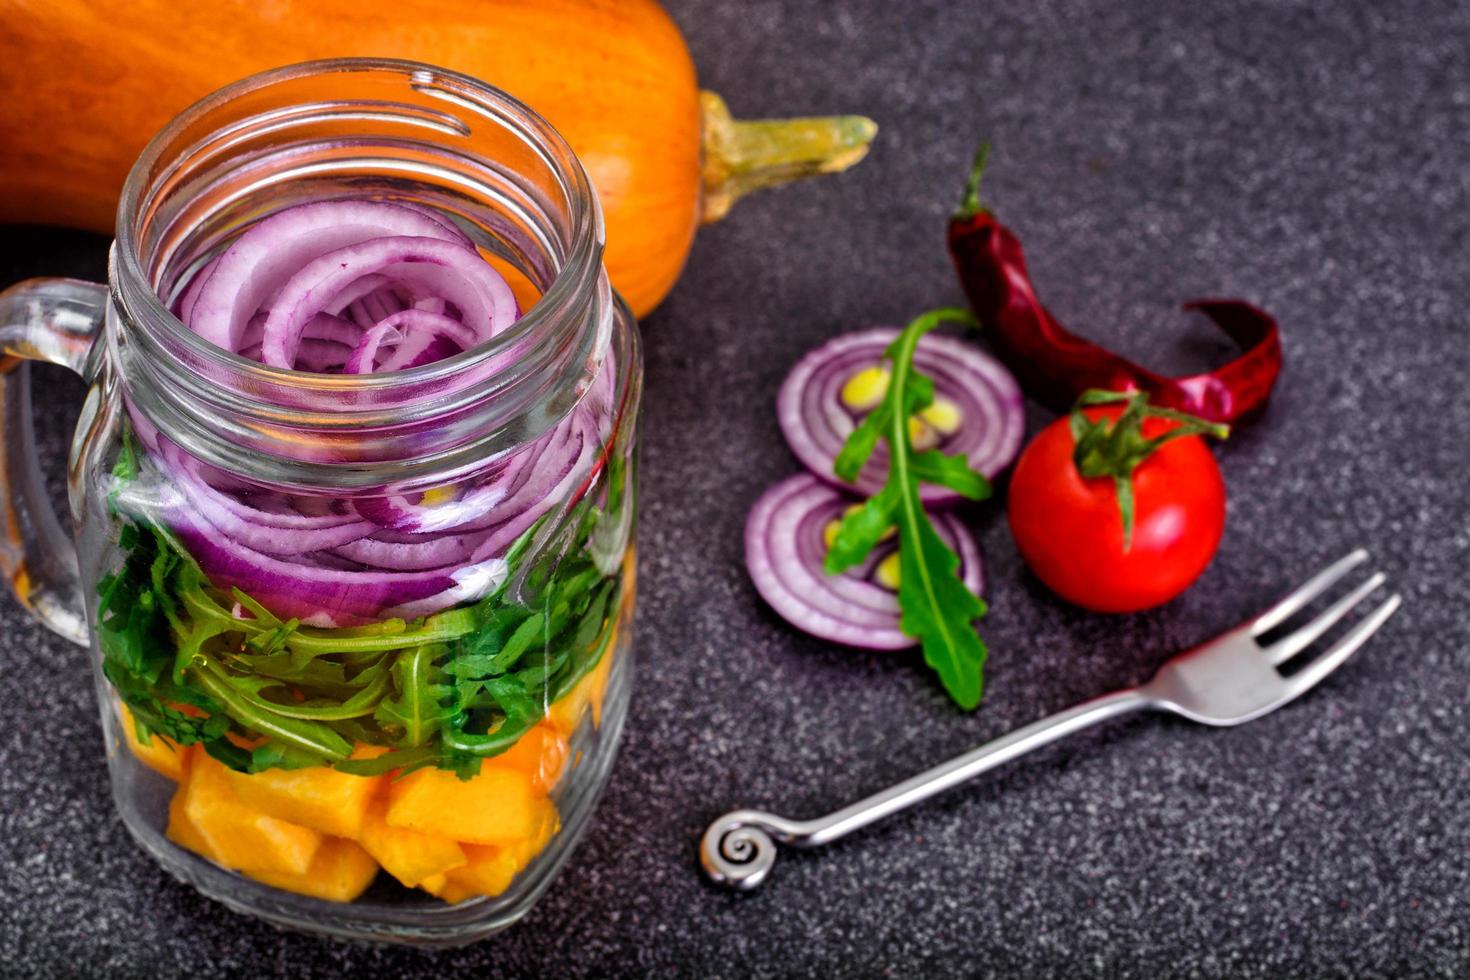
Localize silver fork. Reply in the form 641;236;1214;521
702;550;1402;889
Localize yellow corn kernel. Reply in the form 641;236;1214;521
919;397;964;435
908;416;940;451
875;552;901;590
419;485;456;506
840;366;891;412
823;519;842;548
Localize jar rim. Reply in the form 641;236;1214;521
112;57;606;401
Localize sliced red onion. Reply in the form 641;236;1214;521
350;479;511;536
258;236;514;369
383;334;462;372
390;200;475;247
186;200;471;353
347;406;583;535
133;199;624;627
744;473;984;650
239;312;364;352
343;310;478;375
778;328;1024;505
169;512;509;627
476;421;594;557
173;255;219;323
330;530;493;571
158;442;375;555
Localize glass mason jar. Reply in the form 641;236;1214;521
0;60;640;945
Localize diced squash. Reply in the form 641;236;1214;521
224;747;384;838
245;837;380;903
183;754;323;875
417;871;475;904
225;730;267;751
548;643;615;734
446;801;559;896
495;722;569;794
437;799;560;901
117;703;190;782
358;798;467;888
386;762;538;845
165;700;205;719
166;784;218;861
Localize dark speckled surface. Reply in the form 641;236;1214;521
2;1;1467;977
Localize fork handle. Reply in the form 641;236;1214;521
701;687;1154;889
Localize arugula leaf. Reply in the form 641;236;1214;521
96;429;631;774
896;502;989;709
375;644;456;748
832;373;935;483
908;449;992;502
828;307;992;709
824;483;899;574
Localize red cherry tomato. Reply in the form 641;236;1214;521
1007;406;1226;612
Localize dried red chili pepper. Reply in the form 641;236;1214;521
947;146;1283;426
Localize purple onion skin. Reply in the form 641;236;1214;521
135;199;621;624
777;327;1025;506
744;473;984;650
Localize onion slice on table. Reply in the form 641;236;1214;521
777;327;1024;505
744;473;984;649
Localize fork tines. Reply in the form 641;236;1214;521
1253;549;1403;688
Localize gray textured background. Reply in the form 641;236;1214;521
2;1;1467;977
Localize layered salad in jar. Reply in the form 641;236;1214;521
100;199;636;905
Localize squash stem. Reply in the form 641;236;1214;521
699;91;877;224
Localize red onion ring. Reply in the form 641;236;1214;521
343;310;478;375
186;200;472;353
258;236;513;368
132;199;621;625
168;512;510;628
744;473;984;650
777;327;1024;505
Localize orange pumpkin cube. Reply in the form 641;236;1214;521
165;783;217;861
386;762;538;845
440;799;560;899
416;871;472;904
357;798;467;888
548;646;615;734
117;704;190;782
183;754;323;875
224;748;384;838
245;837;380;903
494;722;569;793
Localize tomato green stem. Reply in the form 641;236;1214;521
1069;389;1229;551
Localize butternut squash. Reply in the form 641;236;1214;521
0;0;876;317
386;762;539;844
179;754;324;875
245;837;381;903
357;798;468;888
431;800;559;902
223;752;384;838
548;640;616;733
493;721;569;793
117;704;190;782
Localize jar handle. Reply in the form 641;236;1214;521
0;277;107;646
